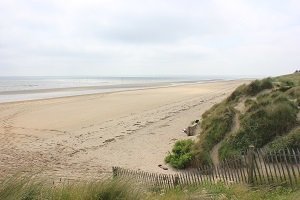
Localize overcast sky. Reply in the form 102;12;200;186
0;0;299;77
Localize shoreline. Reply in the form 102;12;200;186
0;80;250;180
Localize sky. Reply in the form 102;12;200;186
0;0;300;77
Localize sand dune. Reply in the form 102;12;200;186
0;80;249;180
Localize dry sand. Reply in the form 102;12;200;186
0;80;248;181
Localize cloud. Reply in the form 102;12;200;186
0;0;299;76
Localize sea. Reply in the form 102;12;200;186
0;76;237;103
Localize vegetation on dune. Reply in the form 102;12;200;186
219;92;298;159
1;175;300;200
266;128;300;151
0;176;143;200
166;73;300;168
165;139;195;169
194;102;235;165
219;73;299;160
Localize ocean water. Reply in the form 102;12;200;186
0;76;229;103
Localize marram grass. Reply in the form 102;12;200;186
1;175;300;200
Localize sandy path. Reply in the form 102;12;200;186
0;80;248;181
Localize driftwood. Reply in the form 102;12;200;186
184;120;200;136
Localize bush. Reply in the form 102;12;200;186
200;103;235;150
245;78;273;96
226;84;247;102
266;128;300;151
165;139;195;169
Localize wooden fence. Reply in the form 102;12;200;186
112;147;300;189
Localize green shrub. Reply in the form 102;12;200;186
266;128;300;151
245;78;273;96
218;140;241;161
260;78;273;89
226;84;247;102
200;104;235;150
165;139;195;169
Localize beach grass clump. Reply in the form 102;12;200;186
165;139;195;169
275;73;300;87
193;102;235;165
2;174;300;200
0;176;143;200
226;78;273;102
226;84;248;102
266;128;300;151
244;78;273;96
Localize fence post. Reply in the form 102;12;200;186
173;175;179;187
247;145;255;185
112;167;117;178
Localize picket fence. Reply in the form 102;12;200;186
112;146;300;189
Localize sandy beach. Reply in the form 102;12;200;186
0;80;248;180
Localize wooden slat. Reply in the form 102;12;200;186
270;150;280;182
229;158;237;182
221;161;229;183
232;157;241;182
224;159;234;182
287;148;297;186
253;152;263;184
219;164;227;184
273;150;283;182
278;150;288;184
263;150;274;183
242;154;249;184
282;149;294;187
292;149;300;178
197;167;204;184
256;149;267;184
215;165;221;182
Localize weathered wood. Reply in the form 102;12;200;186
223;159;233;182
173;174;179;187
278;150;288;184
292;149;300;177
232;157;241;182
112;147;300;190
243;152;249;183
253;151;263;184
197;167;204;184
221;160;229;183
257;149;269;184
230;159;237;182
179;173;184;187
219;164;227;184
247;145;255;184
215;165;221;182
193;169;200;185
273;150;283;182
287;148;297;186
262;150;274;183
282;149;294;187
187;171;193;185
269;151;279;182
192;169;197;185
